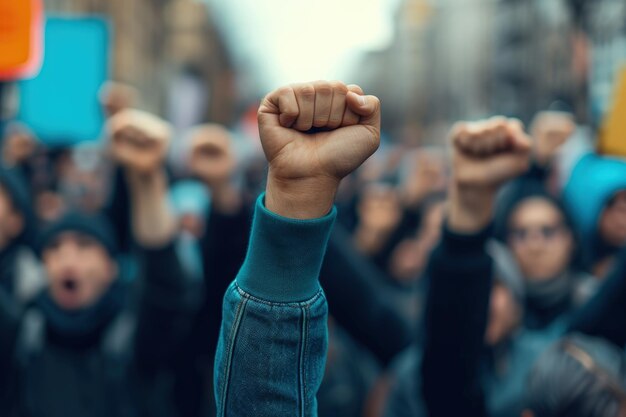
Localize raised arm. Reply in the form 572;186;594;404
421;118;532;417
107;110;195;366
214;81;381;417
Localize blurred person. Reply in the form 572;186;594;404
35;190;66;224
171;123;250;417
418;117;626;417
524;334;626;417
495;190;596;329
98;81;139;119
389;193;446;284
0;166;42;305
564;154;626;279
213;80;381;416
57;144;110;214
169;180;210;281
320;219;413;366
382;239;525;417
398;148;448;217
2;122;38;171
487;110;596;329
530;111;576;170
317;318;380;417
0;108;196;417
353;183;403;265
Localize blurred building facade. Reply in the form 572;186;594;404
43;0;236;126
353;0;497;144
492;0;584;123
352;0;617;142
579;0;626;127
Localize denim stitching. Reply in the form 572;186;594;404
299;304;308;417
234;283;324;307
218;290;248;417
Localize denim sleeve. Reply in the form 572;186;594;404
214;194;336;417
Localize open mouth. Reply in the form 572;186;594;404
62;278;78;293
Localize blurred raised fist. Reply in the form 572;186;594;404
258;81;381;218
108;109;172;175
401;148;447;208
448;117;532;232
530;111;575;166
451;117;532;190
2;123;37;167
99;82;139;118
189;124;236;188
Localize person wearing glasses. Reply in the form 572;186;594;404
494;188;596;330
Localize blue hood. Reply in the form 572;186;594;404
563;153;626;242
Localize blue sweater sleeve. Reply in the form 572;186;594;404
214;194;336;417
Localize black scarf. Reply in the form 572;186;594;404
35;279;126;349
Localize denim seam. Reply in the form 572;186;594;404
299;304;309;417
234;283;324;307
219;292;248;417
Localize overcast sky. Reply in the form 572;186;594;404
204;0;400;93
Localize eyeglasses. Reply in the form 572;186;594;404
508;223;565;244
607;193;626;212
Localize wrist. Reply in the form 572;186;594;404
265;171;338;220
209;181;242;215
125;167;166;190
447;183;496;233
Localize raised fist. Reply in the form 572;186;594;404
2;123;37;167
258;81;381;218
107;109;172;175
530;111;575;166
448;117;532;232
188;124;236;188
451;117;531;190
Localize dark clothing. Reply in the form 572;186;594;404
321;223;414;365
171;204;252;417
317;321;380;417
0;245;21;298
421;224;493;417
0;243;195;417
567;248;626;346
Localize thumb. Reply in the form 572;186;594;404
346;92;381;130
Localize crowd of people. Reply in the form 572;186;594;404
0;76;625;417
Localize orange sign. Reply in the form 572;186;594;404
598;67;626;158
0;0;43;80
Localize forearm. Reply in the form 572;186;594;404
321;224;413;364
201;201;252;355
420;224;492;417
127;169;176;248
214;194;335;416
134;242;196;367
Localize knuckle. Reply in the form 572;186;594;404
347;84;364;94
299;85;316;99
330;81;348;95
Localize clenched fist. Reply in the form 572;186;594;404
448;117;532;232
530;111;575;166
189;124;236;188
108;109;172;175
258;81;381;219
